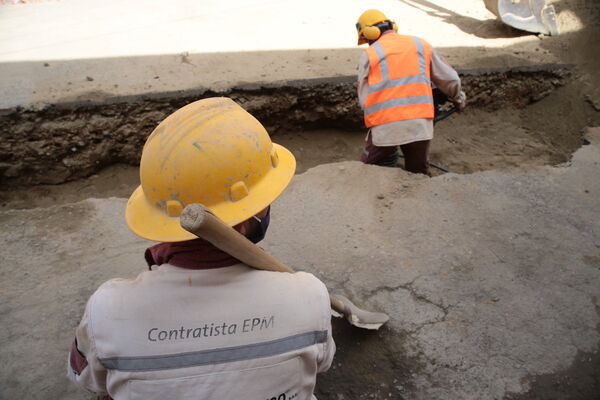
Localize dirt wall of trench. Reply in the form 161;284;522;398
0;66;575;187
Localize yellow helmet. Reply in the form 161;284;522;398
356;9;398;45
125;97;296;242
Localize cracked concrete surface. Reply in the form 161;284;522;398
265;127;600;399
1;129;598;399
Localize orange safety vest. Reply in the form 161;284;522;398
364;33;434;127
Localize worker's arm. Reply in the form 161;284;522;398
430;49;467;111
67;297;108;396
357;51;370;110
315;280;336;373
317;325;336;373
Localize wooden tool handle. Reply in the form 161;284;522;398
180;204;294;274
180;203;346;314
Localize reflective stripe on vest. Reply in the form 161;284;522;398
99;330;328;372
364;34;434;127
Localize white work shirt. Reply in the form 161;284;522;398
357;32;466;146
68;264;335;400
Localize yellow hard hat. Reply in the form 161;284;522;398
125;97;296;242
356;9;397;45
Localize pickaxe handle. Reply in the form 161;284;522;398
179;203;388;330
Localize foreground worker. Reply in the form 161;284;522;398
356;9;467;175
68;98;335;399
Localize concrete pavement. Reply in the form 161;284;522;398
0;0;563;109
1;128;598;399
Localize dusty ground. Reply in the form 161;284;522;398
1;77;595;209
276;128;600;400
1;0;599;399
1;128;599;400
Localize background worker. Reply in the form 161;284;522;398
67;97;335;400
356;9;467;175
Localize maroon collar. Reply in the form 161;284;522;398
145;239;240;270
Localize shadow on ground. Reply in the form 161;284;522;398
315;318;422;400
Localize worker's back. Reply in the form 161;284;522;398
69;264;335;400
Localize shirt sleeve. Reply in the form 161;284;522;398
317;321;336;373
430;48;466;105
67;295;108;395
357;51;370;110
315;280;336;373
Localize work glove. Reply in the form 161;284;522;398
453;91;467;113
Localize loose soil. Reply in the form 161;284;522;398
0;66;577;188
1;76;596;210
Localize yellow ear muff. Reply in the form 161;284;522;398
392;21;398;32
362;25;381;41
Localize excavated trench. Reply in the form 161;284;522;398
1;64;600;400
1;65;597;210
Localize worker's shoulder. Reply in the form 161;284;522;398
395;33;433;46
253;268;327;290
421;37;434;49
291;270;328;289
87;271;149;301
264;270;331;313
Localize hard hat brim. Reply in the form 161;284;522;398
125;143;296;243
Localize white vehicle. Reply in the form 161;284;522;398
483;0;559;35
